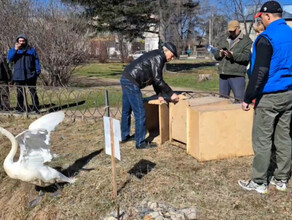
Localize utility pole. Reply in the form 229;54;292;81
209;12;213;45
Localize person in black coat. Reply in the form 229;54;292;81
120;42;179;149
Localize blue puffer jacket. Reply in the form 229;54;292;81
250;19;292;93
7;45;41;81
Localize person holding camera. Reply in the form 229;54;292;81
7;35;41;113
213;20;252;103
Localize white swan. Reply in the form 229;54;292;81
0;111;75;187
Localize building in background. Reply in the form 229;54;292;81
144;32;159;52
240;4;292;41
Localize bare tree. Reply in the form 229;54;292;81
118;33;130;63
0;0;90;86
0;0;32;52
217;0;265;35
208;15;228;46
157;0;201;54
29;9;90;86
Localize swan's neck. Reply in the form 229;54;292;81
0;127;18;167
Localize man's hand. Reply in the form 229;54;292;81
223;50;233;58
241;102;250;111
15;43;21;50
170;93;179;103
219;50;225;57
158;96;167;104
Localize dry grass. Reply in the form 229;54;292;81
0;115;291;219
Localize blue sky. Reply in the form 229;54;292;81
37;0;292;8
277;0;292;5
209;0;292;6
38;0;292;6
261;0;291;5
35;0;63;6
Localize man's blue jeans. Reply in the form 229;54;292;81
120;76;146;147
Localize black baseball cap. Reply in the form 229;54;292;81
254;1;283;18
163;42;178;57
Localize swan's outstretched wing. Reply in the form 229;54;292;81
15;111;65;167
29;111;65;136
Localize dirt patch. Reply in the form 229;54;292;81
0;116;291;219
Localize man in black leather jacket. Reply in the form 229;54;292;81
120;42;179;149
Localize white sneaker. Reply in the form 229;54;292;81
269;176;287;191
238;180;268;194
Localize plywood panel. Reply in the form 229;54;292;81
170;96;231;143
187;104;254;161
159;103;169;144
187;96;231;106
169;99;189;143
144;103;159;132
144;100;169;145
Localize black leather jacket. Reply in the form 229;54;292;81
122;49;173;96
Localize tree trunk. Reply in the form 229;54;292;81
118;34;125;63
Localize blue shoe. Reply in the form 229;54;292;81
120;135;135;143
136;142;157;149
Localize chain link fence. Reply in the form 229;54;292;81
0;85;121;120
0;84;225;121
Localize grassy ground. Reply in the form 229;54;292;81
73;59;219;92
0;116;291;219
74;63;124;79
2;60;289;219
163;67;219;92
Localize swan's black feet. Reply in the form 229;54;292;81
28;196;42;208
39;190;45;196
49;190;61;197
28;190;45;208
49;183;61;197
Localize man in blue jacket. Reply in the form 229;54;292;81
8;35;41;113
238;1;292;194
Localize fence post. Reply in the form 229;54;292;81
23;86;28;118
104;90;120;219
105;90;110;117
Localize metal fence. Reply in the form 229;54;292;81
0;84;223;120
0;85;122;120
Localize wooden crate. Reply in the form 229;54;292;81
144;100;169;145
169;96;231;144
186;104;254;161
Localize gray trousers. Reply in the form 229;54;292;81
219;74;245;102
252;90;292;184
